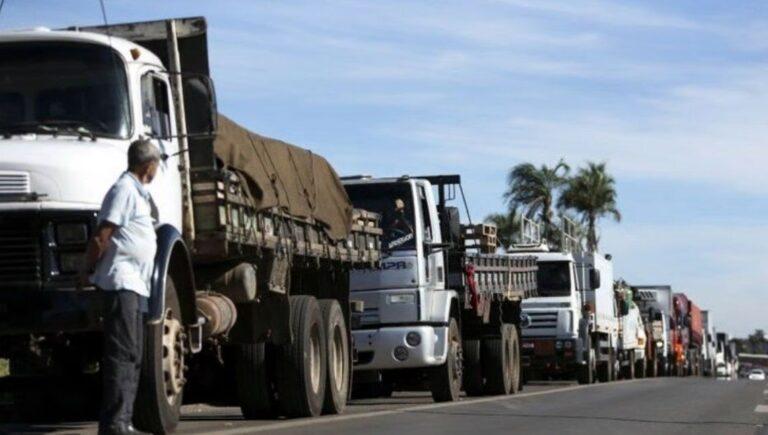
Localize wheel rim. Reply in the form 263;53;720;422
309;324;322;394
450;325;462;388
162;307;185;405
330;324;345;392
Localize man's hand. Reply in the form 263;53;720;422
78;221;118;290
76;268;91;291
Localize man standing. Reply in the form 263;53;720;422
80;139;161;435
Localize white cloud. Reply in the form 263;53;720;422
496;0;700;29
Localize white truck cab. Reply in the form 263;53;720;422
345;176;451;370
343;175;537;402
509;219;619;384
0;29;184;229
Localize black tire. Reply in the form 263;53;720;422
235;343;277;419
318;299;350;415
429;318;462;402
462;338;484;397
482;324;514;395
635;357;646;379
627;350;636;379
135;276;185;434
508;325;521;395
275;295;327;418
577;335;594;385
597;346;615;383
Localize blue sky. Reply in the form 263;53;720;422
2;1;766;336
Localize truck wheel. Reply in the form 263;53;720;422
626;350;635;379
235;342;277;419
275;295;327;418
578;351;595;385
635;357;646;379
135;276;185;435
482;324;516;395
577;336;595;385
462;338;484;397
319;299;350;415
429;318;462;402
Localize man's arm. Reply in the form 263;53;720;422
78;221;118;289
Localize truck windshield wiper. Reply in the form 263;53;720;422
0;121;97;141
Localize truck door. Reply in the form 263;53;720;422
140;71;182;229
417;183;444;290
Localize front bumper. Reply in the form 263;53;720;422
0;289;105;337
521;338;582;372
353;325;448;370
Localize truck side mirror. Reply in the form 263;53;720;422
589;268;601;290
182;73;218;137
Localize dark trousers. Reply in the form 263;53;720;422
99;290;145;429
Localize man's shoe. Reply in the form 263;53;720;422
98;422;152;435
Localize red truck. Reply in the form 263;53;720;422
672;293;704;376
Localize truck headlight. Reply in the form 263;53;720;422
387;293;415;304
564;340;573;349
656;341;664;348
555;340;563;350
56;223;88;245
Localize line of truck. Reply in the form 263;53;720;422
0;15;732;434
507;216;729;385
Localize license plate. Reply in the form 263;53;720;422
534;341;555;356
522;342;535;349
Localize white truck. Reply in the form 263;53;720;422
615;281;647;379
510;219;619;384
715;332;734;378
0;17;383;432
633;285;673;376
701;310;716;376
343;175;538;401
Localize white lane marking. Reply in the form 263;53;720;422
755;405;768;413
211;380;643;435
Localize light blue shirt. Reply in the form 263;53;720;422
91;172;157;298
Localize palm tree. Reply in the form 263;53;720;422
503;159;570;241
484;210;520;250
558;162;621;252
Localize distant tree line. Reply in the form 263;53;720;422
733;329;768;355
486;159;620;252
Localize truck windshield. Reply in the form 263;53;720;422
537;261;571;297
0;41;131;138
345;182;416;251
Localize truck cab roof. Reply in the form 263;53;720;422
0;28;164;69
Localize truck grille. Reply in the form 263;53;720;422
527;311;558;329
0;171;31;195
0;217;41;285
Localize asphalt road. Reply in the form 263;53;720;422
2;377;767;434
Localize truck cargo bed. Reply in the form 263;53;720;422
191;168;381;265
